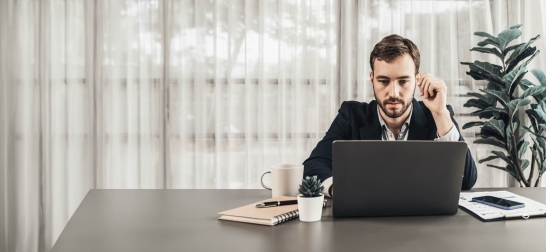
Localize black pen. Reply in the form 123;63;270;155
255;200;298;208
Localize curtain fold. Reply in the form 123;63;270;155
1;1;546;252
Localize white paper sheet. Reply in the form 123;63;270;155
458;191;546;220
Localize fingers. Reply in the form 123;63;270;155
422;79;431;99
419;73;431;99
417;73;426;97
418;73;442;100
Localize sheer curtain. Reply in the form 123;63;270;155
0;0;338;251
1;1;545;252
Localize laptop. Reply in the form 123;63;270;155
332;140;467;217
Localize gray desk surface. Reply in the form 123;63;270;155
51;188;546;252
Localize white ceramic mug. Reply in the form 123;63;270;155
260;164;304;197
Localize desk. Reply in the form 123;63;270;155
51;188;546;252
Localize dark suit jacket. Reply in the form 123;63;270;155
303;99;478;190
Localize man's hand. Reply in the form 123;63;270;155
416;73;454;137
416;73;448;116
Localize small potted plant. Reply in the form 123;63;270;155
297;175;325;222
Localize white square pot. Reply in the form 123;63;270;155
297;194;324;222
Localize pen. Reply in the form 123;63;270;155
504;211;546;219
255;200;298;208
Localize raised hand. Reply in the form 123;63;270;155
416;72;448;116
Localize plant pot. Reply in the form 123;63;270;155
297;194;324;222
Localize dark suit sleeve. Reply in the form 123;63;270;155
303;102;352;183
447;105;478;190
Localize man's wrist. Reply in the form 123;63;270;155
431;108;450;118
432;109;453;137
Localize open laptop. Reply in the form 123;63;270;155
332;140;467;217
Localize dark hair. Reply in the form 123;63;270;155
369;34;420;73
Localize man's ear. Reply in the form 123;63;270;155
416;71;421;82
369;72;374;86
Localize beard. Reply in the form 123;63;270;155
375;94;414;119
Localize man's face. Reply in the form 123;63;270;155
370;53;418;119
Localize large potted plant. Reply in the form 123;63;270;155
297;175;324;222
462;24;546;187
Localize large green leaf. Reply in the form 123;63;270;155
519;79;534;92
498;28;522;51
518;140;530;158
470;107;506;118
521;159;530;170
469;61;503;79
478;111;498;120
483;119;506;138
488;80;507;90
503;66;528;97
504;42;524;56
505;34;540;65
529;102;546;128
540;161;546;175
466;71;486;81
521;86;546;99
467;92;490;101
491;150;514;165
502;67;521;87
507;99;531;118
470;47;503;60
480;127;506;142
462;121;485;130
533;138;544;161
534;108;546;122
511;68;528;98
537;98;546;112
464;99;490;109
522;125;538;136
487;164;521;181
506;48;539;73
481;89;509;107
474;137;507;149
487;164;507;171
512;113;521;136
479;155;499;163
505;123;513;149
477;38;500;47
474;31;498;40
531;69;546;87
507;47;536;70
523;50;540;68
537;136;546;154
466;71;505;88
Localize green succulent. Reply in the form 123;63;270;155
462;24;546;187
298;176;324;197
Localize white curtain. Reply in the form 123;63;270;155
1;0;545;252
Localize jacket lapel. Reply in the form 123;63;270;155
407;99;432;140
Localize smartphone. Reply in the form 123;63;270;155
471;196;525;210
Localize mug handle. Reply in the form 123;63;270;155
260;171;272;190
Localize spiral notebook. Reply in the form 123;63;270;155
218;196;325;226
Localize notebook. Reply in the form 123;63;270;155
458;191;546;221
218;196;326;226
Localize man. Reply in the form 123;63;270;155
303;34;477;197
